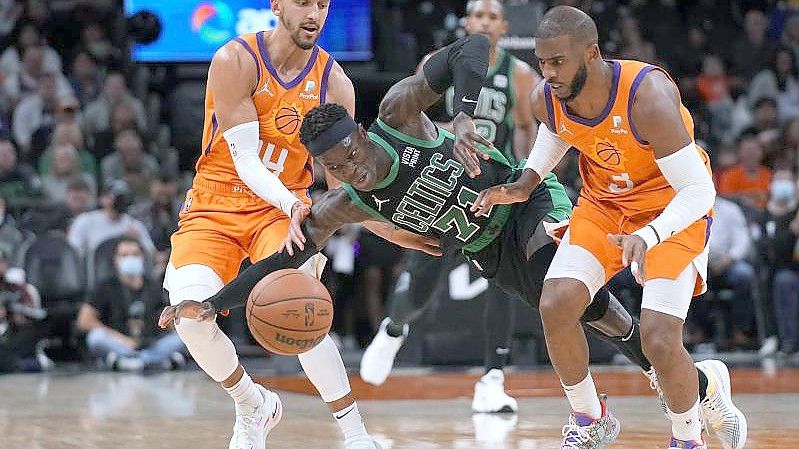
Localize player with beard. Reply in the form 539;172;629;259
163;1;397;448
462;6;747;449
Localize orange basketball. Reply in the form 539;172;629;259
246;269;333;355
275;106;302;135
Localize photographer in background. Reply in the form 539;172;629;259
66;180;154;258
0;247;47;372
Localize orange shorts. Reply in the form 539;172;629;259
568;198;712;295
169;176;311;284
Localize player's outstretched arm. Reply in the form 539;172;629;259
381;34;493;177
209;41;306;220
157;188;370;327
608;70;716;284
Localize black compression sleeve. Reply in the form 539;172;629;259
422;34;490;117
203;223;320;311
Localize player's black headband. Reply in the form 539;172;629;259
307;115;357;157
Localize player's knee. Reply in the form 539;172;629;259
539;278;589;328
640;319;683;363
164;263;224;305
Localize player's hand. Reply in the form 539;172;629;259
158;300;217;328
471;181;533;217
284;201;311;256
607;234;647;285
393;232;443;257
452;112;492;178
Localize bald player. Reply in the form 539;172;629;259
163;1;391;448
465;6;746;449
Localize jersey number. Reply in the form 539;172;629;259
432;186;489;242
609;172;634;193
261;142;289;176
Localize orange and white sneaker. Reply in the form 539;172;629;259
228;385;282;449
560;394;620;449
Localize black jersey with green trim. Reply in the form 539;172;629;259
342;118;517;253
429;48;517;165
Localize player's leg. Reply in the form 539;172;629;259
538;227;621;448
360;250;450;386
640;265;704;446
166;226;282;449
249;217;379;449
472;283;518;413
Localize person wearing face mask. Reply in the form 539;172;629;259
76;237;185;371
765;171;799;355
67;180;155;258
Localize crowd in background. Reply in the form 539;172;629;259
1;0;798;373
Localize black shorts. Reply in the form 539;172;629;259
465;182;565;309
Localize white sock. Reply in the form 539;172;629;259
562;372;602;419
334;402;369;441
224;372;263;410
668;398;702;441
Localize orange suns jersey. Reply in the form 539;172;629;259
196;32;336;191
543;59;711;216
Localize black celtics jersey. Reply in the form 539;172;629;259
431;48;517;165
342;118;517;253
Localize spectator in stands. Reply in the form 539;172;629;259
695;54;742;145
777;117;799;171
40;142;96;203
751;96;781;135
617;15;656;63
0;138;40;209
12;72;73;157
749;46;799;124
2;46;71;107
0;247;47;372
0;21;61;79
718;134;773;210
21;176;95;235
40;121;95;177
76;237;185;371
0;194;23;263
708;195;757;348
674;26;711;85
92;102;145;159
67;180;155;258
79;22;119;69
781;15;799;63
0;1;23;48
731;9;777;80
67;50;103;107
101;129;157;199
129;172;179;253
766;170;799;355
83;73;146;139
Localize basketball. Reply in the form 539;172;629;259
275;106;302;135
246;268;333;355
596;141;621;165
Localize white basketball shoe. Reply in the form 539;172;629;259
360;318;408;386
472;369;519;413
229;385;283;449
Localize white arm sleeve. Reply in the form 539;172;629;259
224;121;300;217
633;142;716;249
523;122;572;177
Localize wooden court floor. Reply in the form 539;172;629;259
0;369;797;449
